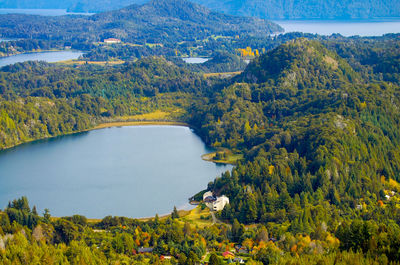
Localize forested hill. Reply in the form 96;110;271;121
0;57;205;149
0;0;282;44
2;36;400;263
240;38;359;85
190;38;400;233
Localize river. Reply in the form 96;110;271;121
0;126;233;218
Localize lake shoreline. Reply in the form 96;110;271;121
0;50;84;67
0;48;79;59
0;120;190;151
1;122;232;218
93;120;189;130
52;207;194;223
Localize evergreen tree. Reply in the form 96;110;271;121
171;206;179;219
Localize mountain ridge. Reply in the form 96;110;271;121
1;0;399;19
0;0;283;43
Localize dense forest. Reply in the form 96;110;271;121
0;57;207;149
1;31;400;264
0;0;282;45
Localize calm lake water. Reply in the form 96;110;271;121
0;51;83;68
0;126;232;218
275;19;400;36
0;8;93;16
182;57;209;64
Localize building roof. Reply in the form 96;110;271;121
138;247;153;253
222;251;235;258
203;191;213;200
204;196;216;202
104;38;121;42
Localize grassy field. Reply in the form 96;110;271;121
145;43;164;48
94;121;189;130
204;72;242;78
57;59;125;66
202;149;243;165
177;206;214;228
116;108;185;121
94;109;189;129
118;110;173;121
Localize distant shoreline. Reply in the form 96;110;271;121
52;205;195;223
0;120;189;152
272;17;400;22
93;120;189;130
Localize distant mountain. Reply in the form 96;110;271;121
1;0;399;19
0;0;142;13
0;0;282;43
191;0;400;19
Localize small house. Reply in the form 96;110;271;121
234;257;245;264
212;195;229;211
103;38;121;44
222;251;235;259
204;196;216;203
238;247;248;254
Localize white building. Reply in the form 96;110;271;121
212;195;229;211
203;191;213;201
103;38;121;44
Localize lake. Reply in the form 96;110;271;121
275;19;400;36
182;57;209;64
0;38;17;42
0;8;93;16
0;51;83;68
0;126;233;218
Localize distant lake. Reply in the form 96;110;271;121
275;19;400;36
0;8;93;16
0;51;83;68
0;38;17;42
0;126;233;218
183;57;209;64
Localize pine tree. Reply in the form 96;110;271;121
43;208;51;223
171;206;179;219
32;205;38;215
